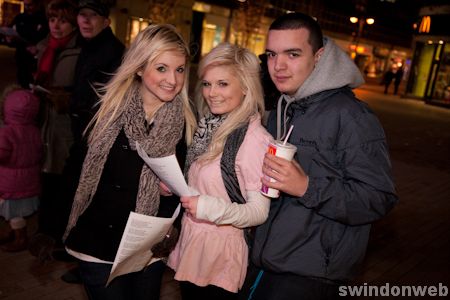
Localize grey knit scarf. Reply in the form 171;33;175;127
184;113;226;176
64;89;184;241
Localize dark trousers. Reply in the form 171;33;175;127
238;264;341;300
394;83;400;95
38;173;67;242
15;47;36;89
78;260;166;300
384;81;392;94
37;138;87;244
180;281;238;300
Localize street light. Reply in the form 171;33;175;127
349;16;375;59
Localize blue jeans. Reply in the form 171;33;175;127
78;260;166;300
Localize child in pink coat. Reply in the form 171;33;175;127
0;86;42;252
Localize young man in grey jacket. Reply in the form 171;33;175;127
239;12;398;300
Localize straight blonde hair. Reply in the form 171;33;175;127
88;24;196;145
195;42;265;162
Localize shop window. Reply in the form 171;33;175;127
201;21;224;56
199;11;229;57
432;43;450;103
228;29;266;56
194;1;267;58
0;0;23;26
411;43;434;97
127;17;150;46
244;33;266;56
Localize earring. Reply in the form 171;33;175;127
137;71;142;77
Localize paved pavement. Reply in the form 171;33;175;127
355;83;450;172
352;83;450;298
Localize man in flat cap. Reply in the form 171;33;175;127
72;0;124;135
64;0;125;238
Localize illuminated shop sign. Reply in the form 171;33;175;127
419;16;431;33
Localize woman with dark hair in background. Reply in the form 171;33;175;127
28;0;81;261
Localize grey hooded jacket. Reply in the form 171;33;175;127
251;38;398;281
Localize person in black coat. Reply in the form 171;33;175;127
5;0;48;88
70;0;125;142
58;0;125;284
63;0;125;246
394;67;404;95
383;67;395;94
258;53;280;112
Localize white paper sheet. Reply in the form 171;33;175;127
106;204;181;285
135;142;196;197
107;144;198;285
29;83;52;94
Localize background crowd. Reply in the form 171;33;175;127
1;0;124;284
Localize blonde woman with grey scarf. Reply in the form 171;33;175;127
62;24;195;300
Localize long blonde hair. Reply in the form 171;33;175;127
195;42;265;162
88;24;196;145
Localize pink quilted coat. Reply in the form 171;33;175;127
0;89;43;199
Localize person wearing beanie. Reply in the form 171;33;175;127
3;0;48;88
78;0;110;19
71;0;124;140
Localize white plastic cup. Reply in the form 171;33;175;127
261;140;297;198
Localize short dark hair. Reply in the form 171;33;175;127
269;12;323;54
47;0;78;27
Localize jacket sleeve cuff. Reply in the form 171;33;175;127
196;194;227;223
196;192;270;228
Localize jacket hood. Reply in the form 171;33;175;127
275;37;365;140
4;90;40;125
